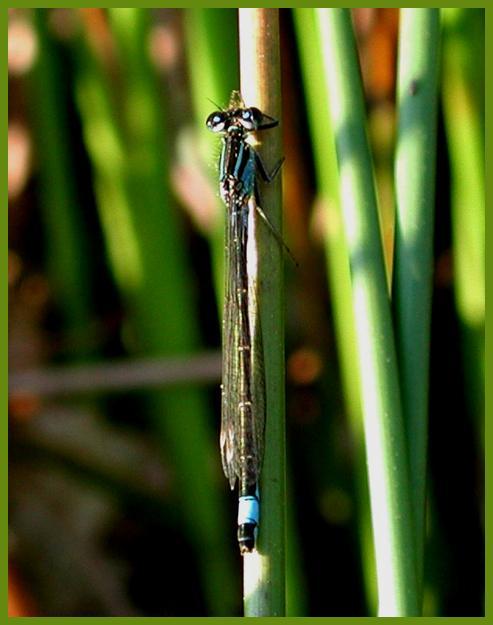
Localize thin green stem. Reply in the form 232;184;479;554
394;8;441;602
238;8;286;617
316;9;418;615
30;10;94;359
441;8;485;450
185;9;239;306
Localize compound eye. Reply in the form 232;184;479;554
206;111;227;132
239;107;262;130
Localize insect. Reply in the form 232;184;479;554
206;91;283;554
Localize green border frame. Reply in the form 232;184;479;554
5;3;488;623
484;4;489;621
3;2;490;8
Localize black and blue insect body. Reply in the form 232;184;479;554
206;91;282;554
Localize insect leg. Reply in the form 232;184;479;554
254;150;285;183
253;183;297;266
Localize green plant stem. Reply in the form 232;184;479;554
238;8;286;617
30;10;94;359
293;9;377;612
394;9;440;601
315;9;418;616
441;8;485;449
185;9;239;305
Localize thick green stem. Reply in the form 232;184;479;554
394;8;441;601
239;8;286;617
316;9;418;615
293;7;376;613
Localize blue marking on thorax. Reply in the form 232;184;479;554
233;142;244;178
219;141;225;180
239;152;256;196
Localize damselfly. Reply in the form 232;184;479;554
206;91;283;554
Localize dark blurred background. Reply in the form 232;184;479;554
8;8;484;616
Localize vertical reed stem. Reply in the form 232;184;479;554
394;8;441;600
238;8;286;617
316;8;419;615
